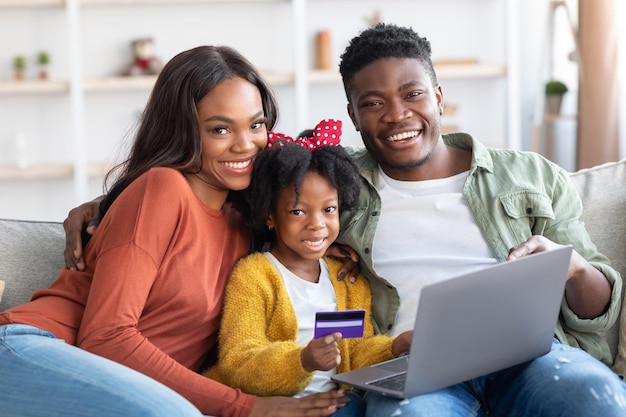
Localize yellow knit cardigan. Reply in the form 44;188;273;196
203;252;395;396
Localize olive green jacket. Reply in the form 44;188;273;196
338;132;622;365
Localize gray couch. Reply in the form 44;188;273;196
1;159;626;374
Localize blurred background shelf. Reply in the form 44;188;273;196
0;163;110;180
0;0;516;221
0;0;64;7
0;80;69;94
308;64;506;84
80;0;289;5
0;72;294;95
0;0;288;7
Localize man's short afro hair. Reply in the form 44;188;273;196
339;23;437;101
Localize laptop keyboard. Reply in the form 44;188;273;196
367;372;406;391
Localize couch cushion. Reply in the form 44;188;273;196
0;218;65;311
569;159;626;362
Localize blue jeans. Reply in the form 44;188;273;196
365;341;626;417
0;324;203;417
332;391;364;417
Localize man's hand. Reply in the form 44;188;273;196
508;235;611;319
63;197;103;271
325;243;360;283
507;235;561;261
301;333;342;372
507;235;583;281
250;391;349;417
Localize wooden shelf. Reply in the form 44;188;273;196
260;71;294;86
0;0;64;7
84;76;158;92
543;113;578;123
308;70;342;84
0;0;287;7
0;164;72;180
0;80;69;94
307;64;507;85
80;0;288;4
435;63;506;79
0;71;294;95
0;64;498;94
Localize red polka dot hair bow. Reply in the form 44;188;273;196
267;119;342;150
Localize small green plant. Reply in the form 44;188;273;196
37;51;50;66
13;55;26;71
545;79;568;96
37;51;50;79
13;55;27;80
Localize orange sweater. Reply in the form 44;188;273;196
0;167;255;417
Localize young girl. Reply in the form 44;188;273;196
205;120;412;416
0;46;345;417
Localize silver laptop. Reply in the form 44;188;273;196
332;246;573;399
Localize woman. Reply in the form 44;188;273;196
0;45;345;417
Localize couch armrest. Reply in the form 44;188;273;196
0;218;65;311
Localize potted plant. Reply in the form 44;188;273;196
545;79;569;115
37;51;50;80
13;55;27;81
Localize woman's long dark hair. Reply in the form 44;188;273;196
99;45;279;218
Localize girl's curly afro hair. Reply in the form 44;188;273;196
243;141;362;243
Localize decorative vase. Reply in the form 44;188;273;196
315;30;332;70
546;94;563;115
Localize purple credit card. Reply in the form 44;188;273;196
314;309;366;339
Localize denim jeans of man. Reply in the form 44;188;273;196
0;324;203;417
364;341;626;417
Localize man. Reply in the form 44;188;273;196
334;23;625;416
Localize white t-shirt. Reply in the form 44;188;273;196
373;168;498;336
264;252;337;397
